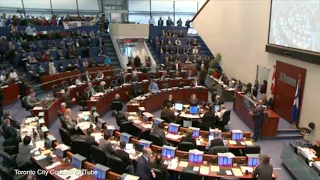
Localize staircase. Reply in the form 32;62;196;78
146;40;161;66
188;34;213;57
275;129;303;140
101;34;121;72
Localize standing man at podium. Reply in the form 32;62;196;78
249;100;264;142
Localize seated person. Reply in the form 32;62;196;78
63;108;77;128
26;91;40;108
163;94;174;107
56;50;65;60
104;56;111;65
253;154;273;180
191;78;200;87
79;128;96;145
311;139;320;156
27;52;38;64
149;154;168;180
111;94;123;114
67;49;76;59
213;95;224;105
205;129;224;150
99;132;115;155
86;82;97;97
97;37;104;47
160;70;169;80
82;47;89;58
3;111;20;129
75;76;82;85
189;94;199;106
82;71;92;82
98;48;105;56
180;128;196;146
115;141;133;167
9;69;18;81
152;122;169;145
95;71;104;81
148;79;159;93
58;41;66;49
215;105;227;121
96;81;106;93
2;118;19;139
160;104;176;123
16;135;36;166
60;102;67;114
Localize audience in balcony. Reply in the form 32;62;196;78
134;55;141;67
158;17;164;26
97;37;104;47
95;71;104;81
166;17;174;26
177;18;183;26
98;48;105;57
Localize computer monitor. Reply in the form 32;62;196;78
247;154;259;167
97;119;106;129
175;103;183;111
209;129;222;138
214;105;220;111
139;139;152;148
188;152;203;164
190;106;198;114
218;155;233;166
135;143;144;152
120;133;132;143
72;154;86;169
168;123;180;134
142;114;149;122
153;118;164;128
162;145;176;158
190;127;200;138
93;164;110;180
231;130;243;140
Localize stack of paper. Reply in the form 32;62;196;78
179;161;188;167
232;168;243;176
129;112;137;116
245;141;253;146
91;133;103;142
168;160;178;169
166;134;182;140
240;166;253;173
77;122;96;130
33;107;43;110
200;166;209;174
25;117;36;124
211;166;220;172
124;175;139;180
128;116;138;121
228;140;237;145
55;144;69;151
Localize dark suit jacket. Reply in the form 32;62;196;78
189;99;199;106
199;68;208;81
180;135;196;146
96;85;105;93
2;125;17;138
81;75;91;82
163;99;174;107
153;127;169;145
61;92;72;108
78;135;96;145
115;149;132;166
160;109;176;122
136;156;152;180
252;105;264;123
209;139;224;149
99;139;115;155
150;161;168;180
253;164;273;180
158;20;164;26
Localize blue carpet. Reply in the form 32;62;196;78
1;99;294;180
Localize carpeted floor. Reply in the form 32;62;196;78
1;97;294;180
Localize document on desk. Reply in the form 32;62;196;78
129;112;138;116
245;141;253;146
93;92;104;97
240;166;253;173
45;161;62;170
200;166;209;174
25;117;36;124
56;168;83;180
228;140;237;145
166;134;182;140
91;133;103;142
168;160;178;169
69;85;76;89
77;122;96;130
179;161;188;167
232;168;243;176
31;140;45;152
128;116;138;121
225;170;232;175
210;166;220;172
34;154;47;161
143;124;152;129
33;107;43;110
240;141;246;145
196;140;201;146
124;174;139;180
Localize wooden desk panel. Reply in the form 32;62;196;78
3;83;19;106
32;99;61;126
233;92;280;138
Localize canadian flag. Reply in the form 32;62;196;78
270;65;276;95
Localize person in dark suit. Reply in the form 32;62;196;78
180;128;196;146
2;118;18;139
149;154;168;179
191;78;200;87
189;94;199;106
3;111;20;129
249;100;264;142
99;132;115;155
82;71;91;82
115;141;132;167
160;104;176;123
206;129;224;150
79;128;96;145
260;80;268;94
152;123;169;145
136;148;156;180
213;95;224;105
110;94;123;114
253;154;273;180
163;94;174;107
96;81;106;93
61;88;75;108
166;17;173;26
158;17;164;26
199;66;208;86
200;106;216;130
86;82;96;98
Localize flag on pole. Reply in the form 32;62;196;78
292;79;300;123
270;65;276;95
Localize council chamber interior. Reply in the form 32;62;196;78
0;0;319;180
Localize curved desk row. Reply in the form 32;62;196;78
2;83;31;106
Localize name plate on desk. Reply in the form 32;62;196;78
243;95;255;111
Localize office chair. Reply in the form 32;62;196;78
0;151;30;170
243;145;261;155
177;142;196;152
119;121;134;135
149;133;163;146
52;84;60;98
179;170;201;180
0;165;26;180
138;129;151;140
77;92;87;111
162;83;169;89
3;139;18;147
133;85;144;97
110;100;123;113
116;76;125;86
71;139;91;160
208;146;229;155
152;168;165;180
110;79;117;88
115;113;127;127
90;145;108;166
216;110;231;131
3;146;18;156
107;156;127;175
199;114;216;131
61;81;69;89
59;127;74;146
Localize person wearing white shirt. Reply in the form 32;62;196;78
95;71;104;81
75;76;82;85
149;17;155;26
215;105;227;120
48;62;57;75
191;78;199;87
0;72;6;83
9;69;18;81
192;46;198;55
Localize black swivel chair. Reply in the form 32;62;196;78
3;146;18;156
71;139;91;160
107;156;127;174
177;142;196;152
138;129;151;140
119;121;134;135
208;146;229;155
133;85;144;97
0;151;30;170
243;145;261;155
152;168;165;180
199;114;216;131
110;100;123;113
216;110;231;131
149;133;163;146
59;127;75;146
115;113;127;127
90;145;108;166
0;165;26;180
116;76;125;86
61;81;69;89
110;80;117;88
179;170;202;180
